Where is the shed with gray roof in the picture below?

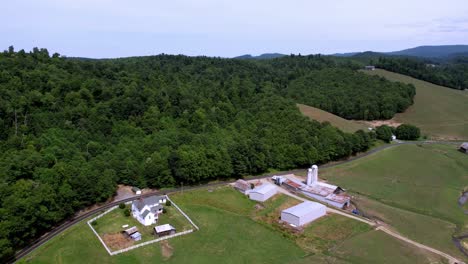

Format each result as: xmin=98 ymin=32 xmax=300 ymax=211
xmin=281 ymin=201 xmax=326 ymax=226
xmin=249 ymin=183 xmax=277 ymax=202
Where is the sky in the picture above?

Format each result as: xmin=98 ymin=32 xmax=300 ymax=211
xmin=2 ymin=0 xmax=468 ymax=58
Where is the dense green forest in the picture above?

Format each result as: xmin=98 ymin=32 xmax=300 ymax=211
xmin=375 ymin=56 xmax=468 ymax=90
xmin=0 ymin=47 xmax=415 ymax=260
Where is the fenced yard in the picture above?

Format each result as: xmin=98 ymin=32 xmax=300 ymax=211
xmin=87 ymin=195 xmax=197 ymax=255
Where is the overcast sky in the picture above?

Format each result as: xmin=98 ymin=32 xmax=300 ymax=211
xmin=2 ymin=0 xmax=468 ymax=58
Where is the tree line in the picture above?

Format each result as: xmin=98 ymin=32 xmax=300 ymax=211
xmin=0 ymin=47 xmax=414 ymax=260
xmin=375 ymin=56 xmax=468 ymax=90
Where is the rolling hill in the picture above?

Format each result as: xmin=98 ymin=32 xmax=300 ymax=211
xmin=363 ymin=69 xmax=468 ymax=140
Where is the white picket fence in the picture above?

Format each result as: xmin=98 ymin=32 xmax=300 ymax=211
xmin=87 ymin=194 xmax=199 ymax=256
xmin=166 ymin=196 xmax=199 ymax=230
xmin=110 ymin=229 xmax=193 ymax=255
xmin=87 ymin=205 xmax=118 ymax=255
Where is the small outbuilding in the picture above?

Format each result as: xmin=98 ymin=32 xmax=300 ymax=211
xmin=459 ymin=142 xmax=468 ymax=154
xmin=364 ymin=65 xmax=375 ymax=70
xmin=281 ymin=201 xmax=326 ymax=226
xmin=249 ymin=183 xmax=277 ymax=202
xmin=132 ymin=187 xmax=142 ymax=195
xmin=154 ymin=224 xmax=176 ymax=237
xmin=234 ymin=179 xmax=251 ymax=194
xmin=130 ymin=232 xmax=142 ymax=241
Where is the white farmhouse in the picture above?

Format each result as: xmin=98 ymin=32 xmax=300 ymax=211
xmin=131 ymin=195 xmax=166 ymax=226
xmin=249 ymin=183 xmax=277 ymax=202
xmin=281 ymin=201 xmax=326 ymax=226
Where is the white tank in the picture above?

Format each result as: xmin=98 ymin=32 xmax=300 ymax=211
xmin=311 ymin=165 xmax=318 ymax=185
xmin=306 ymin=168 xmax=313 ymax=186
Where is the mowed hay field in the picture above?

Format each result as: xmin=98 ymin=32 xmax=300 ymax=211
xmin=364 ymin=69 xmax=468 ymax=140
xmin=23 ymin=187 xmax=446 ymax=264
xmin=297 ymin=103 xmax=368 ymax=133
xmin=321 ymin=144 xmax=468 ymax=259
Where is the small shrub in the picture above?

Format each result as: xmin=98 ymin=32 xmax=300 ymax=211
xmin=165 ymin=200 xmax=171 ymax=206
xmin=119 ymin=203 xmax=125 ymax=209
xmin=124 ymin=208 xmax=130 ymax=217
xmin=91 ymin=220 xmax=98 ymax=226
xmin=162 ymin=208 xmax=167 ymax=214
xmin=375 ymin=125 xmax=393 ymax=143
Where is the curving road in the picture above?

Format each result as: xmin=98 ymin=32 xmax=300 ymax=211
xmin=12 ymin=140 xmax=464 ymax=263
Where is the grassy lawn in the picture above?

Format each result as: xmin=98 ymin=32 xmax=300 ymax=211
xmin=92 ymin=204 xmax=193 ymax=250
xmin=363 ymin=69 xmax=468 ymax=140
xmin=24 ymin=186 xmax=449 ymax=263
xmin=321 ymin=144 xmax=468 ymax=259
xmin=333 ymin=230 xmax=448 ymax=264
xmin=297 ymin=103 xmax=368 ymax=133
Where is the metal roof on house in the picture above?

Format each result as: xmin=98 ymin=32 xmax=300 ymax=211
xmin=154 ymin=224 xmax=176 ymax=233
xmin=460 ymin=142 xmax=468 ymax=149
xmin=282 ymin=201 xmax=326 ymax=218
xmin=133 ymin=195 xmax=165 ymax=210
xmin=141 ymin=209 xmax=150 ymax=219
xmin=250 ymin=183 xmax=276 ymax=195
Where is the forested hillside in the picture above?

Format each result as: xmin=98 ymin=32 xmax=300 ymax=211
xmin=0 ymin=47 xmax=414 ymax=260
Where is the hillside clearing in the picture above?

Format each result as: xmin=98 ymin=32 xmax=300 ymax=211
xmin=363 ymin=69 xmax=468 ymax=140
xmin=321 ymin=144 xmax=468 ymax=259
xmin=297 ymin=104 xmax=368 ymax=133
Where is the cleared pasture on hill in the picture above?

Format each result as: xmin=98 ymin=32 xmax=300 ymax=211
xmin=364 ymin=69 xmax=468 ymax=140
xmin=24 ymin=186 xmax=447 ymax=263
xmin=297 ymin=104 xmax=368 ymax=133
xmin=321 ymin=144 xmax=468 ymax=259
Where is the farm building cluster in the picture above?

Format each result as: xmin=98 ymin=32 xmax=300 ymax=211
xmin=233 ymin=165 xmax=350 ymax=227
xmin=273 ymin=165 xmax=350 ymax=209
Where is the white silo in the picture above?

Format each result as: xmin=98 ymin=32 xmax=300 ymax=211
xmin=306 ymin=168 xmax=313 ymax=186
xmin=311 ymin=165 xmax=318 ymax=185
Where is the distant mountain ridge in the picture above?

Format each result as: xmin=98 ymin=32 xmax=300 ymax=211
xmin=333 ymin=45 xmax=468 ymax=59
xmin=386 ymin=45 xmax=468 ymax=58
xmin=234 ymin=53 xmax=286 ymax=60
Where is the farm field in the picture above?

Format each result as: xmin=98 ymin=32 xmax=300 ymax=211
xmin=321 ymin=143 xmax=468 ymax=259
xmin=363 ymin=69 xmax=468 ymax=140
xmin=23 ymin=187 xmax=446 ymax=263
xmin=297 ymin=103 xmax=368 ymax=133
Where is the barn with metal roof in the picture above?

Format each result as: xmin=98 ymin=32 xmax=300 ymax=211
xmin=281 ymin=201 xmax=326 ymax=226
xmin=249 ymin=183 xmax=277 ymax=202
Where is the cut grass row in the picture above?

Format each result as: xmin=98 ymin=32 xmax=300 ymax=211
xmin=297 ymin=103 xmax=368 ymax=133
xmin=24 ymin=186 xmax=446 ymax=263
